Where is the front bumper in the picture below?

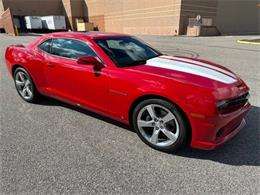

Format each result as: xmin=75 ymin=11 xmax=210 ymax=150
xmin=190 ymin=102 xmax=251 ymax=150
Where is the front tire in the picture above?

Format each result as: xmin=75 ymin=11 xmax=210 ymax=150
xmin=132 ymin=99 xmax=188 ymax=152
xmin=14 ymin=67 xmax=40 ymax=103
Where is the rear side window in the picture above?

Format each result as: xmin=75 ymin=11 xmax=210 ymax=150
xmin=38 ymin=39 xmax=52 ymax=53
xmin=51 ymin=38 xmax=97 ymax=59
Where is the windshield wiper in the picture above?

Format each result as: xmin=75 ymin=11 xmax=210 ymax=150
xmin=124 ymin=59 xmax=147 ymax=67
xmin=147 ymin=54 xmax=162 ymax=60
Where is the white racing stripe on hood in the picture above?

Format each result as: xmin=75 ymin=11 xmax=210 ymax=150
xmin=162 ymin=55 xmax=237 ymax=78
xmin=146 ymin=57 xmax=237 ymax=84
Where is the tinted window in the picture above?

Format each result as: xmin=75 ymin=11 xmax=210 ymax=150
xmin=95 ymin=37 xmax=161 ymax=67
xmin=51 ymin=38 xmax=97 ymax=59
xmin=38 ymin=39 xmax=52 ymax=53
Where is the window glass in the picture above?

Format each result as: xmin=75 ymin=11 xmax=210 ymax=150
xmin=107 ymin=39 xmax=144 ymax=52
xmin=51 ymin=38 xmax=97 ymax=59
xmin=38 ymin=39 xmax=52 ymax=53
xmin=95 ymin=37 xmax=161 ymax=67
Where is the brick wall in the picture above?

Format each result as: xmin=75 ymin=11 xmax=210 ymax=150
xmin=87 ymin=0 xmax=105 ymax=31
xmin=1 ymin=8 xmax=16 ymax=35
xmin=1 ymin=0 xmax=257 ymax=36
xmin=179 ymin=0 xmax=218 ymax=34
xmin=0 ymin=18 xmax=3 ymax=28
xmin=216 ymin=0 xmax=260 ymax=35
xmin=1 ymin=0 xmax=89 ymax=31
xmin=62 ymin=0 xmax=89 ymax=30
xmin=0 ymin=0 xmax=4 ymax=13
xmin=61 ymin=0 xmax=73 ymax=30
xmin=1 ymin=0 xmax=63 ymax=16
xmin=87 ymin=0 xmax=182 ymax=35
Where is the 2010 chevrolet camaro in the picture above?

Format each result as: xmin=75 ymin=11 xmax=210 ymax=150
xmin=5 ymin=32 xmax=251 ymax=152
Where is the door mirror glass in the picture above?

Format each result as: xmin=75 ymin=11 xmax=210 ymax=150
xmin=77 ymin=56 xmax=103 ymax=67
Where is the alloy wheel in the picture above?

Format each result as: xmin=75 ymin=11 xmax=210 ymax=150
xmin=15 ymin=71 xmax=33 ymax=100
xmin=137 ymin=104 xmax=180 ymax=147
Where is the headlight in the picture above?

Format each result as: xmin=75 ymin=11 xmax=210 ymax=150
xmin=216 ymin=100 xmax=228 ymax=110
xmin=216 ymin=92 xmax=250 ymax=112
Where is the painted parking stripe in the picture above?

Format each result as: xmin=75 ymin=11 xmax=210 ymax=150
xmin=146 ymin=57 xmax=237 ymax=84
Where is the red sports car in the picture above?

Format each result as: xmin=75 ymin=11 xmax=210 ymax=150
xmin=5 ymin=32 xmax=251 ymax=152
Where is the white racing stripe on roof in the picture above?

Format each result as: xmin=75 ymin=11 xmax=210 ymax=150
xmin=147 ymin=57 xmax=237 ymax=84
xmin=161 ymin=55 xmax=237 ymax=78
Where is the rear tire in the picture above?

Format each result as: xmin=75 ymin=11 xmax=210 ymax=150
xmin=14 ymin=67 xmax=40 ymax=103
xmin=132 ymin=99 xmax=188 ymax=152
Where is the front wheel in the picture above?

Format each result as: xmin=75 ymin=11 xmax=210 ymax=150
xmin=132 ymin=99 xmax=188 ymax=152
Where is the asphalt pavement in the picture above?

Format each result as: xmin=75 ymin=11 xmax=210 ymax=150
xmin=0 ymin=33 xmax=259 ymax=194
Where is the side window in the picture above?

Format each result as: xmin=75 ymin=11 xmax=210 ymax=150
xmin=38 ymin=39 xmax=52 ymax=53
xmin=51 ymin=38 xmax=97 ymax=59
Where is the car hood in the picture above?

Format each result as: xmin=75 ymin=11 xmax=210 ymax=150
xmin=126 ymin=55 xmax=247 ymax=100
xmin=144 ymin=55 xmax=239 ymax=85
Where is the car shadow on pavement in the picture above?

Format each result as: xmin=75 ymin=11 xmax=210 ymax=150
xmin=38 ymin=97 xmax=131 ymax=132
xmin=176 ymin=106 xmax=260 ymax=167
xmin=39 ymin=97 xmax=260 ymax=167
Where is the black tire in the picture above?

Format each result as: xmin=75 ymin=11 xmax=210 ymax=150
xmin=132 ymin=98 xmax=188 ymax=152
xmin=13 ymin=67 xmax=40 ymax=103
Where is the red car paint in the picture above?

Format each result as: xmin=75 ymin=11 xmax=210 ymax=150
xmin=5 ymin=32 xmax=251 ymax=150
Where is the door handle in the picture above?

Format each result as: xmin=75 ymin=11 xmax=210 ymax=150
xmin=47 ymin=63 xmax=55 ymax=68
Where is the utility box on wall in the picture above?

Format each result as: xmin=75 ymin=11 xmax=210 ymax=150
xmin=24 ymin=16 xmax=42 ymax=29
xmin=41 ymin=16 xmax=66 ymax=30
xmin=76 ymin=18 xmax=94 ymax=32
xmin=76 ymin=18 xmax=85 ymax=31
xmin=186 ymin=16 xmax=219 ymax=36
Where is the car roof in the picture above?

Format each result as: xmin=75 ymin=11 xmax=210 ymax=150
xmin=44 ymin=31 xmax=130 ymax=40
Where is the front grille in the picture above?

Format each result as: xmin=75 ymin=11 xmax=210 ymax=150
xmin=218 ymin=92 xmax=249 ymax=113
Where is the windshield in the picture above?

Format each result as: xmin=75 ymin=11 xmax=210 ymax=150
xmin=94 ymin=36 xmax=161 ymax=67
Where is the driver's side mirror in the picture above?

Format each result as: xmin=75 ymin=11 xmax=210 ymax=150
xmin=77 ymin=56 xmax=104 ymax=68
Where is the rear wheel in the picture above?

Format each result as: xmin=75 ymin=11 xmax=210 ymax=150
xmin=14 ymin=67 xmax=40 ymax=103
xmin=132 ymin=99 xmax=188 ymax=152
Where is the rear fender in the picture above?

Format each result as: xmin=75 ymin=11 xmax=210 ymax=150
xmin=5 ymin=45 xmax=46 ymax=93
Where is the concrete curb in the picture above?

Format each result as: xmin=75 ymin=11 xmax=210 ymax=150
xmin=237 ymin=40 xmax=260 ymax=45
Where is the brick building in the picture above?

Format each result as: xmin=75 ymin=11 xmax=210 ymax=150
xmin=88 ymin=0 xmax=259 ymax=35
xmin=0 ymin=0 xmax=259 ymax=35
xmin=0 ymin=0 xmax=88 ymax=32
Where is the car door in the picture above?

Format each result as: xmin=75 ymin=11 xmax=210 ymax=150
xmin=35 ymin=38 xmax=53 ymax=93
xmin=45 ymin=38 xmax=109 ymax=113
